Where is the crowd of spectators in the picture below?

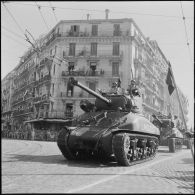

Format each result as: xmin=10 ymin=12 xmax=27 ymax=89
xmin=2 ymin=126 xmax=59 ymax=142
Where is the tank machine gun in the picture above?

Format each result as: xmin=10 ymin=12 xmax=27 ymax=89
xmin=57 ymin=77 xmax=160 ymax=166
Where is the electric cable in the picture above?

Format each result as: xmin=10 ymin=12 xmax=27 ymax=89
xmin=179 ymin=1 xmax=193 ymax=64
xmin=2 ymin=25 xmax=25 ymax=40
xmin=34 ymin=1 xmax=49 ymax=31
xmin=2 ymin=33 xmax=27 ymax=46
xmin=8 ymin=2 xmax=193 ymax=19
xmin=2 ymin=2 xmax=25 ymax=35
xmin=48 ymin=1 xmax=58 ymax=23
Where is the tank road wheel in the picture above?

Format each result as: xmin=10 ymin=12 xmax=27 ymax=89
xmin=112 ymin=133 xmax=133 ymax=166
xmin=57 ymin=128 xmax=76 ymax=160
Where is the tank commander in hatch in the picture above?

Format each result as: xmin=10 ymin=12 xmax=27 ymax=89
xmin=127 ymin=80 xmax=142 ymax=113
xmin=110 ymin=82 xmax=118 ymax=94
xmin=127 ymin=80 xmax=141 ymax=98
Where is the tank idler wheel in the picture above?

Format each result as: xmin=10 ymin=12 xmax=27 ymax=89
xmin=112 ymin=133 xmax=134 ymax=166
xmin=57 ymin=129 xmax=76 ymax=160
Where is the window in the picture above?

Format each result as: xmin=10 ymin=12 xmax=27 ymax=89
xmin=69 ymin=43 xmax=76 ymax=56
xmin=70 ymin=25 xmax=80 ymax=36
xmin=50 ymin=49 xmax=52 ymax=56
xmin=88 ymin=82 xmax=96 ymax=98
xmin=92 ymin=25 xmax=98 ymax=36
xmin=52 ymin=83 xmax=54 ymax=95
xmin=113 ymin=42 xmax=120 ymax=56
xmin=63 ymin=51 xmax=66 ymax=58
xmin=53 ymin=64 xmax=55 ymax=75
xmin=67 ymin=82 xmax=74 ymax=97
xmin=57 ymin=27 xmax=60 ymax=35
xmin=113 ymin=24 xmax=121 ymax=36
xmin=65 ymin=103 xmax=73 ymax=117
xmin=112 ymin=62 xmax=119 ymax=76
xmin=68 ymin=62 xmax=75 ymax=74
xmin=89 ymin=62 xmax=97 ymax=76
xmin=34 ymin=72 xmax=36 ymax=80
xmin=91 ymin=43 xmax=97 ymax=56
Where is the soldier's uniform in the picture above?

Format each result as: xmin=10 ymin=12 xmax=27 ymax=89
xmin=127 ymin=80 xmax=142 ymax=113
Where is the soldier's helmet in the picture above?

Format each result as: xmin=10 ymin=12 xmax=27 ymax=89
xmin=131 ymin=80 xmax=136 ymax=85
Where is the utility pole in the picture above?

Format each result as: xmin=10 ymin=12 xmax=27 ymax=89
xmin=169 ymin=62 xmax=194 ymax=159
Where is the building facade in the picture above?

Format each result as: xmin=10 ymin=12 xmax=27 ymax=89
xmin=1 ymin=16 xmax=189 ymax=139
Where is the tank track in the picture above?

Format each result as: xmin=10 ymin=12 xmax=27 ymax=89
xmin=112 ymin=133 xmax=159 ymax=166
xmin=57 ymin=129 xmax=76 ymax=160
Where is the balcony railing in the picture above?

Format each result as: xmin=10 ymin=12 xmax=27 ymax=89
xmin=33 ymin=94 xmax=50 ymax=104
xmin=38 ymin=74 xmax=51 ymax=83
xmin=45 ymin=33 xmax=61 ymax=46
xmin=66 ymin=30 xmax=90 ymax=37
xmin=34 ymin=111 xmax=73 ymax=119
xmin=61 ymin=70 xmax=122 ymax=78
xmin=64 ymin=50 xmax=123 ymax=59
xmin=12 ymin=107 xmax=34 ymax=116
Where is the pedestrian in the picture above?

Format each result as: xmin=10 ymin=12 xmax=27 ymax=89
xmin=31 ymin=129 xmax=35 ymax=141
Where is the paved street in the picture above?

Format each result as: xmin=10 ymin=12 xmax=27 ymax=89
xmin=2 ymin=138 xmax=194 ymax=194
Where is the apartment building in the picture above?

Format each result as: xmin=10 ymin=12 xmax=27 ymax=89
xmin=1 ymin=14 xmax=189 ymax=134
xmin=1 ymin=71 xmax=14 ymax=130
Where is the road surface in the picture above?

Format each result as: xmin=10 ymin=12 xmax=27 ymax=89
xmin=2 ymin=139 xmax=194 ymax=193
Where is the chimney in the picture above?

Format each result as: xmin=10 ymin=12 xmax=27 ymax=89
xmin=87 ymin=14 xmax=90 ymax=20
xmin=105 ymin=9 xmax=109 ymax=20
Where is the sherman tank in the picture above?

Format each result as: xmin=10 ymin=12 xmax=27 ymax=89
xmin=152 ymin=114 xmax=183 ymax=151
xmin=57 ymin=77 xmax=160 ymax=166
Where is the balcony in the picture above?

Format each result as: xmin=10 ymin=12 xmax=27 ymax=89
xmin=12 ymin=107 xmax=34 ymax=117
xmin=134 ymin=58 xmax=154 ymax=76
xmin=61 ymin=70 xmax=122 ymax=79
xmin=45 ymin=33 xmax=61 ymax=46
xmin=62 ymin=69 xmax=105 ymax=77
xmin=64 ymin=50 xmax=123 ymax=60
xmin=33 ymin=94 xmax=50 ymax=104
xmin=35 ymin=75 xmax=51 ymax=86
xmin=67 ymin=31 xmax=89 ymax=37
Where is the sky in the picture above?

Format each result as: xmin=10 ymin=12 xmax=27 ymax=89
xmin=1 ymin=1 xmax=194 ymax=128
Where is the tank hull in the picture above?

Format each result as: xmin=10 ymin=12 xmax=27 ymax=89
xmin=65 ymin=112 xmax=160 ymax=156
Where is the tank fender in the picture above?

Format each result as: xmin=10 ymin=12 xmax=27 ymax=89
xmin=111 ymin=128 xmax=133 ymax=134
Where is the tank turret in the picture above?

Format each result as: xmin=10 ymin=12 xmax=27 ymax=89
xmin=68 ymin=77 xmax=132 ymax=112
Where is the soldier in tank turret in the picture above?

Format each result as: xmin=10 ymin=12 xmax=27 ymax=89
xmin=127 ymin=80 xmax=142 ymax=113
xmin=127 ymin=80 xmax=141 ymax=98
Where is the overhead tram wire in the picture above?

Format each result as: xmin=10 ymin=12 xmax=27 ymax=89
xmin=34 ymin=1 xmax=49 ymax=31
xmin=48 ymin=1 xmax=58 ymax=23
xmin=2 ymin=33 xmax=27 ymax=47
xmin=2 ymin=26 xmax=25 ymax=40
xmin=2 ymin=2 xmax=42 ymax=52
xmin=8 ymin=2 xmax=193 ymax=20
xmin=179 ymin=1 xmax=193 ymax=65
xmin=2 ymin=2 xmax=25 ymax=35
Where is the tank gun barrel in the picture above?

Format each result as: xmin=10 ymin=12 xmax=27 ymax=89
xmin=69 ymin=77 xmax=111 ymax=105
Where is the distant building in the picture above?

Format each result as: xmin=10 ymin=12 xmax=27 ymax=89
xmin=1 ymin=12 xmax=189 ymax=135
xmin=1 ymin=71 xmax=14 ymax=131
